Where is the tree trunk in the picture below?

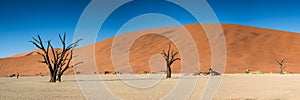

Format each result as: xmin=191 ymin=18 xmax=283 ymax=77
xmin=57 ymin=75 xmax=61 ymax=82
xmin=49 ymin=72 xmax=57 ymax=83
xmin=57 ymin=73 xmax=62 ymax=82
xmin=49 ymin=72 xmax=55 ymax=82
xmin=49 ymin=74 xmax=56 ymax=83
xmin=166 ymin=63 xmax=171 ymax=78
xmin=280 ymin=64 xmax=283 ymax=74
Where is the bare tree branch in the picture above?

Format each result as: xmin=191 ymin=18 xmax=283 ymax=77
xmin=31 ymin=33 xmax=82 ymax=82
xmin=161 ymin=43 xmax=180 ymax=78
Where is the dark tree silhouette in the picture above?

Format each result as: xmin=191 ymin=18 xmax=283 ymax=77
xmin=269 ymin=47 xmax=289 ymax=74
xmin=161 ymin=44 xmax=180 ymax=78
xmin=30 ymin=33 xmax=82 ymax=82
xmin=276 ymin=58 xmax=287 ymax=74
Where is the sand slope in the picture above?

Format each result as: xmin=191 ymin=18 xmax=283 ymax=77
xmin=1 ymin=24 xmax=300 ymax=76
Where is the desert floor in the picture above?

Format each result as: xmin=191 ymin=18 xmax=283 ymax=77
xmin=0 ymin=74 xmax=300 ymax=100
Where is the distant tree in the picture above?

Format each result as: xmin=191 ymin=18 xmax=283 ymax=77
xmin=269 ymin=47 xmax=289 ymax=74
xmin=161 ymin=44 xmax=180 ymax=78
xmin=276 ymin=58 xmax=287 ymax=74
xmin=17 ymin=73 xmax=19 ymax=79
xmin=30 ymin=33 xmax=82 ymax=82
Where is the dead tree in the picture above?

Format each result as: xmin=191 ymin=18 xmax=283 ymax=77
xmin=276 ymin=58 xmax=287 ymax=74
xmin=30 ymin=33 xmax=82 ymax=82
xmin=269 ymin=47 xmax=289 ymax=74
xmin=161 ymin=44 xmax=180 ymax=78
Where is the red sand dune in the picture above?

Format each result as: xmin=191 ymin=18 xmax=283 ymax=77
xmin=1 ymin=24 xmax=300 ymax=76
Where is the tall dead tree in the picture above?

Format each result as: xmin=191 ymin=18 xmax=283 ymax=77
xmin=30 ymin=33 xmax=82 ymax=82
xmin=276 ymin=58 xmax=287 ymax=74
xmin=161 ymin=44 xmax=180 ymax=78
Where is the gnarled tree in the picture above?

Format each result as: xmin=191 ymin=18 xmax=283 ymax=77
xmin=161 ymin=44 xmax=180 ymax=78
xmin=276 ymin=58 xmax=287 ymax=74
xmin=30 ymin=33 xmax=82 ymax=82
xmin=269 ymin=47 xmax=289 ymax=74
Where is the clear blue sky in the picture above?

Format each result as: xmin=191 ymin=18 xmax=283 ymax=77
xmin=0 ymin=0 xmax=299 ymax=58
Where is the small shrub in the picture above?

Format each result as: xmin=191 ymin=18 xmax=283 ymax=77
xmin=113 ymin=71 xmax=121 ymax=75
xmin=202 ymin=72 xmax=210 ymax=76
xmin=104 ymin=71 xmax=111 ymax=74
xmin=143 ymin=71 xmax=149 ymax=74
xmin=9 ymin=74 xmax=16 ymax=77
xmin=245 ymin=69 xmax=250 ymax=74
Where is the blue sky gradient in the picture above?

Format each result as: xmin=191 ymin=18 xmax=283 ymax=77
xmin=209 ymin=0 xmax=300 ymax=33
xmin=0 ymin=0 xmax=300 ymax=58
xmin=98 ymin=0 xmax=199 ymax=40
